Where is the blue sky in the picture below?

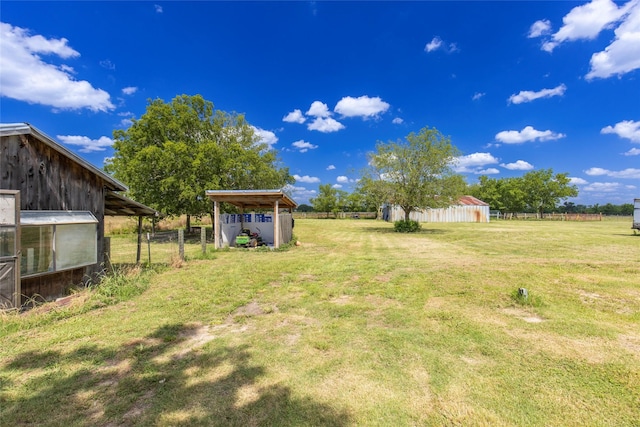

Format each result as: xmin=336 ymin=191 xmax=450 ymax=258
xmin=1 ymin=1 xmax=639 ymax=206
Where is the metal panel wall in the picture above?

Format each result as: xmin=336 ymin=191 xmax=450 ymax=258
xmin=388 ymin=204 xmax=490 ymax=223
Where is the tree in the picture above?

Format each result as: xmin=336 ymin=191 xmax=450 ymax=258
xmin=470 ymin=169 xmax=577 ymax=216
xmin=310 ymin=184 xmax=346 ymax=217
xmin=106 ymin=94 xmax=293 ymax=227
xmin=296 ymin=204 xmax=314 ymax=212
xmin=521 ymin=169 xmax=578 ymax=216
xmin=361 ymin=126 xmax=465 ymax=221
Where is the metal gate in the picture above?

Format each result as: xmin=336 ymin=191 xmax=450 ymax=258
xmin=0 ymin=190 xmax=20 ymax=309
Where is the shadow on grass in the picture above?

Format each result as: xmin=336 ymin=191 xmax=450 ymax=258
xmin=364 ymin=226 xmax=450 ymax=235
xmin=2 ymin=323 xmax=350 ymax=426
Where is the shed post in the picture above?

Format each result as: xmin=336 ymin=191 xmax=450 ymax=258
xmin=213 ymin=200 xmax=220 ymax=249
xmin=136 ymin=216 xmax=143 ymax=264
xmin=274 ymin=199 xmax=280 ymax=249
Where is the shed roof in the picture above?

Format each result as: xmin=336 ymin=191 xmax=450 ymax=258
xmin=105 ymin=191 xmax=158 ymax=217
xmin=1 ymin=122 xmax=158 ymax=217
xmin=458 ymin=196 xmax=489 ymax=206
xmin=206 ymin=189 xmax=297 ymax=210
xmin=1 ymin=122 xmax=126 ymax=191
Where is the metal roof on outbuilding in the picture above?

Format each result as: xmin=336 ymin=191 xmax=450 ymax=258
xmin=458 ymin=195 xmax=490 ymax=206
xmin=206 ymin=189 xmax=298 ymax=210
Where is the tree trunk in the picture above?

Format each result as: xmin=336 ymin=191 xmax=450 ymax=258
xmin=403 ymin=207 xmax=412 ymax=222
xmin=186 ymin=214 xmax=191 ymax=232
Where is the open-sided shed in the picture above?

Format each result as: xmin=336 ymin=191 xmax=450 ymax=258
xmin=0 ymin=123 xmax=157 ymax=308
xmin=206 ymin=189 xmax=297 ymax=249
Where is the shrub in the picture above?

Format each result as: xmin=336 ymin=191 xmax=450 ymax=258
xmin=393 ymin=220 xmax=421 ymax=233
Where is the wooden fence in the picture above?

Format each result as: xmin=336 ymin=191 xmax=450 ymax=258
xmin=498 ymin=213 xmax=603 ymax=221
xmin=293 ymin=212 xmax=377 ymax=219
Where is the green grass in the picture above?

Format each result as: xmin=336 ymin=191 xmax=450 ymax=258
xmin=1 ymin=218 xmax=639 ymax=426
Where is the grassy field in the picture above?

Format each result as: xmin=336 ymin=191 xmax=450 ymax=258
xmin=1 ymin=218 xmax=639 ymax=426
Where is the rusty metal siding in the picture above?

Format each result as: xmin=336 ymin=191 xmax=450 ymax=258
xmin=388 ymin=204 xmax=490 ymax=223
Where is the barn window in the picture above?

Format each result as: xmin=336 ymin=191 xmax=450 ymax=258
xmin=20 ymin=211 xmax=98 ymax=277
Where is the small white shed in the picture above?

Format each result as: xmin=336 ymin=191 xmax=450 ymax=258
xmin=206 ymin=190 xmax=297 ymax=249
xmin=383 ymin=196 xmax=490 ymax=223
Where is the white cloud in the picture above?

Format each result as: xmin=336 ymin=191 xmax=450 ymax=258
xmin=336 ymin=176 xmax=349 ymax=183
xmin=472 ymin=92 xmax=485 ymax=101
xmin=306 ymin=101 xmax=331 ymax=118
xmin=453 ymin=152 xmax=499 ymax=173
xmin=495 ymin=126 xmax=566 ymax=144
xmin=122 ymin=86 xmax=138 ymax=95
xmin=292 ymin=139 xmax=318 ymax=153
xmin=543 ymin=0 xmax=631 ymax=52
xmin=536 ymin=0 xmax=640 ymax=79
xmin=307 ymin=117 xmax=345 ymax=133
xmin=583 ymin=182 xmax=622 ymax=192
xmin=57 ymin=134 xmax=113 ymax=153
xmin=392 ymin=117 xmax=404 ymax=124
xmin=569 ymin=177 xmax=589 ymax=185
xmin=424 ymin=36 xmax=458 ymax=53
xmin=585 ymin=167 xmax=640 ymax=178
xmin=425 ymin=36 xmax=443 ymax=52
xmin=625 ymin=147 xmax=640 ymax=155
xmin=528 ymin=19 xmax=552 ymax=38
xmin=334 ymin=95 xmax=390 ymax=119
xmin=601 ymin=119 xmax=640 ymax=142
xmin=251 ymin=126 xmax=278 ymax=149
xmin=326 ymin=164 xmax=336 ymax=170
xmin=477 ymin=168 xmax=500 ymax=175
xmin=508 ymin=84 xmax=567 ymax=104
xmin=283 ymin=109 xmax=306 ymax=124
xmin=587 ymin=2 xmax=640 ymax=79
xmin=501 ymin=160 xmax=534 ymax=170
xmin=283 ymin=185 xmax=316 ymax=202
xmin=0 ymin=22 xmax=114 ymax=112
xmin=332 ymin=184 xmax=343 ymax=189
xmin=293 ymin=174 xmax=321 ymax=183
xmin=99 ymin=59 xmax=115 ymax=70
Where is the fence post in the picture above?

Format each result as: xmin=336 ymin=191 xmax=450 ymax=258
xmin=201 ymin=226 xmax=207 ymax=254
xmin=178 ymin=229 xmax=185 ymax=260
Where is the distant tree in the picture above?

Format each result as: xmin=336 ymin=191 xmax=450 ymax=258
xmin=471 ymin=169 xmax=577 ymax=216
xmin=296 ymin=204 xmax=314 ymax=212
xmin=310 ymin=184 xmax=341 ymax=216
xmin=106 ymin=94 xmax=293 ymax=228
xmin=361 ymin=126 xmax=465 ymax=222
xmin=521 ymin=169 xmax=578 ymax=216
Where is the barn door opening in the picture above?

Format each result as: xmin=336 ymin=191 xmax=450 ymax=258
xmin=0 ymin=190 xmax=20 ymax=309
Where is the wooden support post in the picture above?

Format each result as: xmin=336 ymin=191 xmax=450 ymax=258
xmin=201 ymin=226 xmax=207 ymax=254
xmin=178 ymin=229 xmax=184 ymax=260
xmin=274 ymin=200 xmax=280 ymax=249
xmin=136 ymin=216 xmax=143 ymax=264
xmin=214 ymin=200 xmax=220 ymax=249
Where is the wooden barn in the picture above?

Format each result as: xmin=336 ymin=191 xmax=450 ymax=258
xmin=0 ymin=123 xmax=156 ymax=308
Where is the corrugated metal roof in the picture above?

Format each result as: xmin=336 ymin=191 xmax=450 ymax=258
xmin=206 ymin=189 xmax=298 ymax=210
xmin=458 ymin=195 xmax=490 ymax=206
xmin=0 ymin=122 xmax=127 ymax=191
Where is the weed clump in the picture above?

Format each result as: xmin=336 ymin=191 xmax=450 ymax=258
xmin=510 ymin=288 xmax=544 ymax=307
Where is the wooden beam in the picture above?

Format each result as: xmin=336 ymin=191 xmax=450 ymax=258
xmin=136 ymin=216 xmax=143 ymax=263
xmin=214 ymin=200 xmax=220 ymax=249
xmin=274 ymin=199 xmax=280 ymax=249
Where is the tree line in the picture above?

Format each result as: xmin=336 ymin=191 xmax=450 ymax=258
xmin=105 ymin=94 xmax=631 ymax=226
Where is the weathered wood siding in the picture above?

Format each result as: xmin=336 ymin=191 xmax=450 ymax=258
xmin=1 ymin=133 xmax=106 ymax=302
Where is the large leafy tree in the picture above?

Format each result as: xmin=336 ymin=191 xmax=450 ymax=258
xmin=310 ymin=184 xmax=347 ymax=216
xmin=521 ymin=169 xmax=578 ymax=216
xmin=470 ymin=169 xmax=577 ymax=215
xmin=106 ymin=94 xmax=293 ymax=226
xmin=360 ymin=126 xmax=465 ymax=221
